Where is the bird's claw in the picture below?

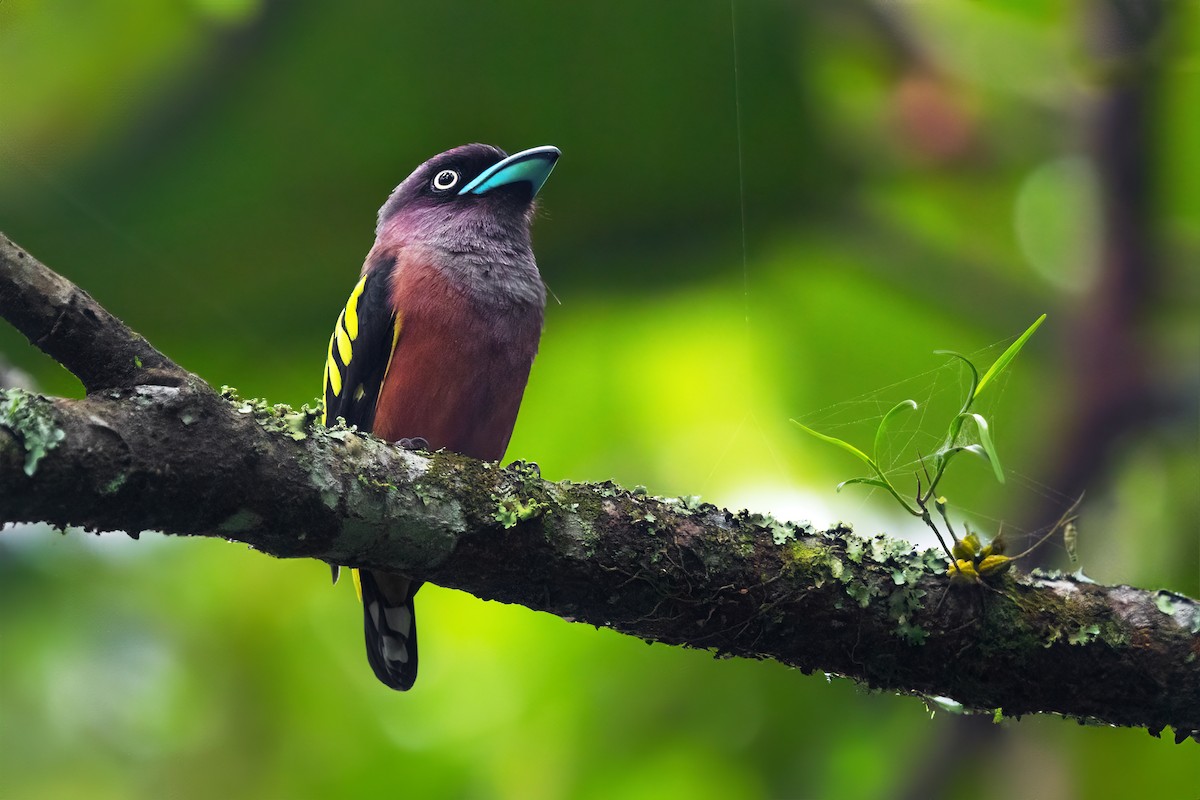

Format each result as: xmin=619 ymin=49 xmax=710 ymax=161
xmin=398 ymin=437 xmax=430 ymax=451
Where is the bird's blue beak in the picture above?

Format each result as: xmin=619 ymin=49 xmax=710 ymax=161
xmin=458 ymin=145 xmax=561 ymax=198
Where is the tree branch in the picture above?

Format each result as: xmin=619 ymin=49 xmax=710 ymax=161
xmin=1 ymin=232 xmax=1197 ymax=741
xmin=0 ymin=234 xmax=186 ymax=392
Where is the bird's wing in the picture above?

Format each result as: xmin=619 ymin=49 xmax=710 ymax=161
xmin=322 ymin=252 xmax=401 ymax=432
xmin=322 ymin=252 xmax=422 ymax=691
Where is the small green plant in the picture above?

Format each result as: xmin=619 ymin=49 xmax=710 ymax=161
xmin=793 ymin=315 xmax=1047 ymax=581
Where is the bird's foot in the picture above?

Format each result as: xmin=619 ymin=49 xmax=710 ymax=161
xmin=398 ymin=437 xmax=430 ymax=451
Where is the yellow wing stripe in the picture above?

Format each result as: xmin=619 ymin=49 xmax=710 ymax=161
xmin=335 ymin=310 xmax=353 ymax=364
xmin=345 ymin=275 xmax=368 ymax=340
xmin=322 ymin=273 xmax=384 ymax=422
xmin=325 ymin=331 xmax=342 ymax=397
xmin=381 ymin=312 xmax=404 ymax=383
xmin=321 ymin=359 xmax=330 ymax=425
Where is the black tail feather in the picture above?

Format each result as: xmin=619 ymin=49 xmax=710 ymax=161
xmin=358 ymin=570 xmax=421 ymax=691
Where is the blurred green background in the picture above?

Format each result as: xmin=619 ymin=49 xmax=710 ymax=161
xmin=1 ymin=1 xmax=1197 ymax=797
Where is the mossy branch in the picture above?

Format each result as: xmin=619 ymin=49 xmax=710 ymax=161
xmin=1 ymin=232 xmax=1197 ymax=741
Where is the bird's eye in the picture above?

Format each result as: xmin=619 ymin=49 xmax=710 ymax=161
xmin=431 ymin=169 xmax=459 ymax=191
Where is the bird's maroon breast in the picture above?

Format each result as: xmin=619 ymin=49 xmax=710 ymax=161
xmin=372 ymin=253 xmax=543 ymax=462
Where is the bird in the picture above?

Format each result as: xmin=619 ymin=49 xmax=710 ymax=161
xmin=321 ymin=143 xmax=560 ymax=690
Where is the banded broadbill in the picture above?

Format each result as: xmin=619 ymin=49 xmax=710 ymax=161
xmin=322 ymin=143 xmax=559 ymax=690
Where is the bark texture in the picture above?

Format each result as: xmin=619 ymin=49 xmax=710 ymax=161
xmin=2 ymin=232 xmax=1197 ymax=741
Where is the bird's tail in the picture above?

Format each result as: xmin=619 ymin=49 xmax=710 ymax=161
xmin=355 ymin=569 xmax=421 ymax=691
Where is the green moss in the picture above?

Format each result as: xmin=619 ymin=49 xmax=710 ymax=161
xmin=0 ymin=389 xmax=65 ymax=476
xmin=783 ymin=539 xmax=834 ymax=585
xmin=1009 ymin=579 xmax=1135 ymax=650
xmin=421 ymin=451 xmax=499 ymax=526
xmin=1095 ymin=620 xmax=1129 ymax=648
xmin=100 ymin=472 xmax=127 ymax=496
xmin=897 ymin=621 xmax=928 ymax=645
xmin=546 ymin=483 xmax=605 ymax=558
xmin=559 ymin=482 xmax=603 ymax=523
xmin=492 ymin=495 xmax=545 ymax=529
xmin=473 ymin=459 xmax=556 ymax=530
xmin=732 ymin=530 xmax=757 ymax=559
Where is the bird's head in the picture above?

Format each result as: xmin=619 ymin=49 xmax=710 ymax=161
xmin=376 ymin=143 xmax=560 ymax=243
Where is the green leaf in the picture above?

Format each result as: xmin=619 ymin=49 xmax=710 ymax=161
xmin=947 ymin=443 xmax=987 ymax=461
xmin=874 ymin=399 xmax=918 ymax=465
xmin=792 ymin=420 xmax=875 ymax=468
xmin=792 ymin=421 xmax=920 ymax=516
xmin=836 ymin=477 xmax=893 ymax=493
xmin=961 ymin=413 xmax=1004 ymax=483
xmin=934 ymin=350 xmax=979 ymax=411
xmin=975 ymin=314 xmax=1046 ymax=398
xmin=933 ymin=349 xmax=985 ymax=460
xmin=933 ymin=443 xmax=979 ymax=477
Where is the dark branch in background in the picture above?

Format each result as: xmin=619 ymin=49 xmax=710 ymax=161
xmin=870 ymin=1 xmax=1187 ymax=793
xmin=1042 ymin=0 xmax=1172 ymax=528
xmin=1 ymin=233 xmax=1197 ymax=740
